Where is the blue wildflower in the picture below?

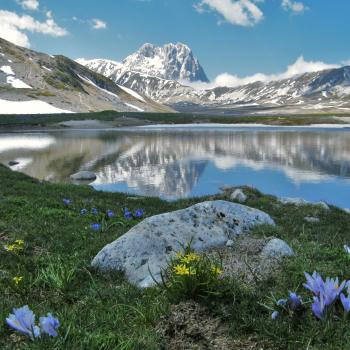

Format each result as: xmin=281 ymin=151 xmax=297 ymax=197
xmin=6 ymin=305 xmax=40 ymax=340
xmin=303 ymin=271 xmax=324 ymax=295
xmin=107 ymin=210 xmax=115 ymax=218
xmin=91 ymin=223 xmax=101 ymax=231
xmin=135 ymin=209 xmax=144 ymax=218
xmin=288 ymin=292 xmax=302 ymax=310
xmin=311 ymin=294 xmax=326 ymax=320
xmin=340 ymin=293 xmax=350 ymax=313
xmin=63 ymin=199 xmax=71 ymax=206
xmin=92 ymin=208 xmax=98 ymax=215
xmin=80 ymin=208 xmax=88 ymax=215
xmin=322 ymin=277 xmax=346 ymax=306
xmin=39 ymin=313 xmax=60 ymax=337
xmin=124 ymin=208 xmax=132 ymax=219
xmin=271 ymin=311 xmax=279 ymax=320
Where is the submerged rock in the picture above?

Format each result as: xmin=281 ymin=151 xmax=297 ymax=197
xmin=230 ymin=189 xmax=247 ymax=203
xmin=70 ymin=171 xmax=96 ymax=181
xmin=279 ymin=197 xmax=330 ymax=210
xmin=91 ymin=200 xmax=275 ymax=288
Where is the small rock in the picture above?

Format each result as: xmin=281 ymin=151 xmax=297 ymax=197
xmin=230 ymin=189 xmax=247 ymax=203
xmin=226 ymin=239 xmax=234 ymax=247
xmin=304 ymin=216 xmax=320 ymax=223
xmin=8 ymin=160 xmax=19 ymax=166
xmin=70 ymin=171 xmax=97 ymax=181
xmin=279 ymin=197 xmax=330 ymax=210
xmin=92 ymin=200 xmax=275 ymax=288
xmin=261 ymin=238 xmax=294 ymax=259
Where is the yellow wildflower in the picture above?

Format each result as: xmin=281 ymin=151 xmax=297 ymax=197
xmin=4 ymin=244 xmax=15 ymax=252
xmin=12 ymin=276 xmax=23 ymax=286
xmin=174 ymin=264 xmax=190 ymax=275
xmin=176 ymin=251 xmax=183 ymax=259
xmin=212 ymin=266 xmax=223 ymax=276
xmin=4 ymin=240 xmax=24 ymax=253
xmin=181 ymin=252 xmax=201 ymax=264
xmin=174 ymin=264 xmax=197 ymax=276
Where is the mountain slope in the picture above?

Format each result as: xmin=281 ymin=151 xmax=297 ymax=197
xmin=0 ymin=38 xmax=172 ymax=114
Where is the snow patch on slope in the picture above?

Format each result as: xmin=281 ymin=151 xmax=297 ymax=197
xmin=124 ymin=103 xmax=144 ymax=112
xmin=118 ymin=84 xmax=145 ymax=102
xmin=0 ymin=99 xmax=73 ymax=114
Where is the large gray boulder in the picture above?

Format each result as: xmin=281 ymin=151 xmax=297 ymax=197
xmin=91 ymin=200 xmax=275 ymax=288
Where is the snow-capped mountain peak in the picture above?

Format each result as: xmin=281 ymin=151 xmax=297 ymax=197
xmin=122 ymin=42 xmax=209 ymax=82
xmin=77 ymin=42 xmax=209 ymax=84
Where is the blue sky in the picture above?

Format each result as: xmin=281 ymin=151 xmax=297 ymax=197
xmin=1 ymin=0 xmax=350 ymax=81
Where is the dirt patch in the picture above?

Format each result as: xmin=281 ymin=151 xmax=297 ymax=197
xmin=157 ymin=301 xmax=270 ymax=350
xmin=157 ymin=301 xmax=234 ymax=350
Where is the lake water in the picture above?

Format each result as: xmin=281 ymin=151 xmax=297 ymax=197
xmin=0 ymin=125 xmax=350 ymax=208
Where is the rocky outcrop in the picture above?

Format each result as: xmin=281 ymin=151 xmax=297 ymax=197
xmin=279 ymin=197 xmax=330 ymax=210
xmin=91 ymin=201 xmax=275 ymax=288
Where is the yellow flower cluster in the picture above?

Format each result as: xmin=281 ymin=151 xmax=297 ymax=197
xmin=180 ymin=252 xmax=200 ymax=264
xmin=174 ymin=264 xmax=197 ymax=276
xmin=12 ymin=276 xmax=23 ymax=286
xmin=4 ymin=239 xmax=25 ymax=253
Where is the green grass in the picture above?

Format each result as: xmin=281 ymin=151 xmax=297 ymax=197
xmin=0 ymin=110 xmax=349 ymax=128
xmin=0 ymin=165 xmax=350 ymax=349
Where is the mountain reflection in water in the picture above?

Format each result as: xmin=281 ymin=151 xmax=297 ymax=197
xmin=0 ymin=128 xmax=349 ymax=207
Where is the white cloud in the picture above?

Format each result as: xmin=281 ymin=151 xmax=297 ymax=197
xmin=194 ymin=0 xmax=264 ymax=27
xmin=184 ymin=56 xmax=340 ymax=89
xmin=342 ymin=59 xmax=350 ymax=66
xmin=19 ymin=0 xmax=39 ymax=11
xmin=0 ymin=10 xmax=68 ymax=48
xmin=282 ymin=0 xmax=307 ymax=14
xmin=91 ymin=18 xmax=107 ymax=30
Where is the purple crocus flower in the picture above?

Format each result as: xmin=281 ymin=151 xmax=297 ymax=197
xmin=92 ymin=208 xmax=98 ymax=215
xmin=39 ymin=313 xmax=60 ymax=337
xmin=344 ymin=245 xmax=350 ymax=254
xmin=124 ymin=208 xmax=132 ymax=219
xmin=312 ymin=294 xmax=326 ymax=320
xmin=63 ymin=199 xmax=71 ymax=206
xmin=91 ymin=223 xmax=101 ymax=231
xmin=80 ymin=208 xmax=88 ymax=215
xmin=134 ymin=209 xmax=144 ymax=218
xmin=340 ymin=293 xmax=350 ymax=313
xmin=303 ymin=271 xmax=324 ymax=295
xmin=288 ymin=292 xmax=302 ymax=310
xmin=322 ymin=277 xmax=346 ymax=306
xmin=271 ymin=311 xmax=279 ymax=320
xmin=6 ymin=305 xmax=41 ymax=340
xmin=107 ymin=210 xmax=115 ymax=218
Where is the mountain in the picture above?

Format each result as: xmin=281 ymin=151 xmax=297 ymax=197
xmin=0 ymin=37 xmax=172 ymax=114
xmin=79 ymin=42 xmax=350 ymax=115
xmin=78 ymin=42 xmax=209 ymax=84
